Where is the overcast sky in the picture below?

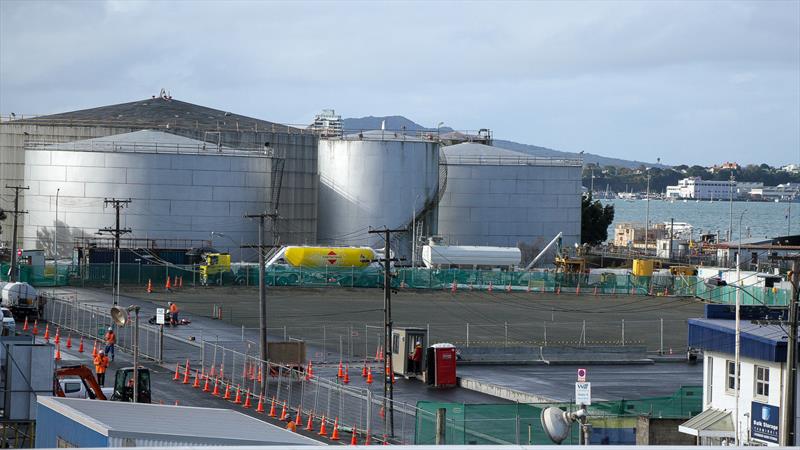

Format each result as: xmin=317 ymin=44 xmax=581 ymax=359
xmin=1 ymin=0 xmax=798 ymax=166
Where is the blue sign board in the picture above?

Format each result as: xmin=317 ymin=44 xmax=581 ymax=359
xmin=750 ymin=401 xmax=779 ymax=444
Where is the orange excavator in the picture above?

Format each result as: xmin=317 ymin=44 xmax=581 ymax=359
xmin=54 ymin=365 xmax=151 ymax=403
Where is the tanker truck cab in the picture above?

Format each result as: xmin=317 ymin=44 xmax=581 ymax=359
xmin=199 ymin=252 xmax=231 ymax=285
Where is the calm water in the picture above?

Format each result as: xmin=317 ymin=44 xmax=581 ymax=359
xmin=602 ymin=198 xmax=798 ymax=242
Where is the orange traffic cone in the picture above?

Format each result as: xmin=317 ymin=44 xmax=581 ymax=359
xmin=54 ymin=327 xmax=60 ymax=345
xmin=556 ymin=285 xmax=561 ymax=295
xmin=594 ymin=286 xmax=598 ymax=296
xmin=179 ymin=276 xmax=183 ymax=288
xmin=242 ymin=392 xmax=252 ymax=409
xmin=451 ymin=280 xmax=457 ymax=293
xmin=383 ymin=434 xmax=389 ymax=445
xmin=32 ymin=320 xmax=38 ymax=335
xmin=223 ymin=383 xmax=231 ymax=400
xmin=375 ymin=346 xmax=381 ymax=361
xmin=365 ymin=431 xmax=371 ymax=445
xmin=256 ymin=395 xmax=265 ymax=414
xmin=174 ymin=400 xmax=180 ymax=406
xmin=202 ymin=376 xmax=210 ymax=392
xmin=193 ymin=370 xmax=201 ymax=388
xmin=43 ymin=324 xmax=50 ymax=342
xmin=330 ymin=418 xmax=340 ymax=441
xmin=305 ymin=412 xmax=314 ymax=431
xmin=173 ymin=362 xmax=181 ymax=381
xmin=54 ymin=343 xmax=61 ymax=361
xmin=294 ymin=408 xmax=302 ymax=426
xmin=210 ymin=364 xmax=216 ymax=378
xmin=212 ymin=377 xmax=220 ymax=396
xmin=66 ymin=334 xmax=72 ymax=349
xmin=22 ymin=317 xmax=28 ymax=332
xmin=576 ymin=285 xmax=581 ymax=295
xmin=91 ymin=340 xmax=98 ymax=357
xmin=182 ymin=366 xmax=191 ymax=385
xmin=165 ymin=277 xmax=171 ymax=290
xmin=663 ymin=287 xmax=669 ymax=296
xmin=506 ymin=283 xmax=512 ymax=293
xmin=268 ymin=397 xmax=277 ymax=417
xmin=366 ymin=367 xmax=373 ymax=384
xmin=318 ymin=416 xmax=328 ymax=436
xmin=350 ymin=426 xmax=358 ymax=445
xmin=488 ymin=281 xmax=493 ymax=292
xmin=233 ymin=385 xmax=242 ymax=404
xmin=361 ymin=363 xmax=368 ymax=378
xmin=280 ymin=401 xmax=288 ymax=421
xmin=379 ymin=406 xmax=385 ymax=419
xmin=390 ymin=369 xmax=396 ymax=384
xmin=78 ymin=337 xmax=84 ymax=353
xmin=337 ymin=361 xmax=343 ymax=378
xmin=147 ymin=279 xmax=152 ymax=293
xmin=174 ymin=275 xmax=179 ymax=288
xmin=343 ymin=365 xmax=350 ymax=384
xmin=378 ymin=346 xmax=384 ymax=362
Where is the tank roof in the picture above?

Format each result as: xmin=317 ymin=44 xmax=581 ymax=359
xmin=338 ymin=129 xmax=434 ymax=142
xmin=11 ymin=96 xmax=302 ymax=133
xmin=442 ymin=142 xmax=583 ymax=167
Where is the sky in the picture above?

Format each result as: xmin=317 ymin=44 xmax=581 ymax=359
xmin=1 ymin=0 xmax=798 ymax=167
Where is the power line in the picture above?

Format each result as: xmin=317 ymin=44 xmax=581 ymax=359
xmin=5 ymin=185 xmax=29 ymax=282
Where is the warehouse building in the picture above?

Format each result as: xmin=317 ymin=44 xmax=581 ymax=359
xmin=0 ymin=93 xmax=318 ymax=260
xmin=437 ymin=142 xmax=582 ymax=260
xmin=36 ymin=396 xmax=319 ymax=447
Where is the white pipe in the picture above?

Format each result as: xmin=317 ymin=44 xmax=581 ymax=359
xmin=525 ymin=232 xmax=563 ymax=270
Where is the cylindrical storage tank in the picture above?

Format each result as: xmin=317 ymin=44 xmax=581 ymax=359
xmin=421 ymin=245 xmax=521 ymax=269
xmin=437 ymin=143 xmax=582 ymax=265
xmin=22 ymin=130 xmax=277 ymax=261
xmin=317 ymin=132 xmax=439 ymax=259
xmin=283 ymin=246 xmax=375 ymax=268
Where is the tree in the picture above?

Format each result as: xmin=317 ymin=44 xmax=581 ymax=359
xmin=581 ymin=193 xmax=614 ymax=245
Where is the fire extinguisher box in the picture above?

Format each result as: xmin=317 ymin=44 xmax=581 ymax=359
xmin=425 ymin=343 xmax=457 ymax=388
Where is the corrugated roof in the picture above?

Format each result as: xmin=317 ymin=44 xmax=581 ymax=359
xmin=38 ymin=396 xmax=318 ymax=445
xmin=12 ymin=97 xmax=300 ymax=133
xmin=688 ymin=318 xmax=791 ymax=362
xmin=679 ymin=408 xmax=734 ymax=438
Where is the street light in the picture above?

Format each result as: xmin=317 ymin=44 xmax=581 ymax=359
xmin=53 ymin=188 xmax=60 ymax=294
xmin=411 ymin=194 xmax=422 ymax=268
xmin=211 ymin=231 xmax=240 ymax=262
xmin=110 ymin=304 xmax=140 ymax=403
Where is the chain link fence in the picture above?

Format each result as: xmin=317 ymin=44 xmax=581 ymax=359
xmin=42 ymin=294 xmax=163 ymax=361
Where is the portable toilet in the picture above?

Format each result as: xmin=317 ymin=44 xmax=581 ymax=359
xmin=425 ymin=343 xmax=457 ymax=388
xmin=391 ymin=327 xmax=426 ymax=377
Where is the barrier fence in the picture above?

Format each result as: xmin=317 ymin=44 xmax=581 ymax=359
xmin=186 ymin=340 xmax=424 ymax=445
xmin=414 ymin=386 xmax=703 ymax=445
xmin=3 ymin=263 xmax=790 ymax=307
xmin=42 ymin=294 xmax=164 ymax=362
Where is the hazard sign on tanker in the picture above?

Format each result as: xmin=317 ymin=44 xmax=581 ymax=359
xmin=283 ymin=247 xmax=375 ymax=268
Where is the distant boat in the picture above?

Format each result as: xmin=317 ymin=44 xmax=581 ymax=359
xmin=683 ymin=199 xmax=688 ymax=203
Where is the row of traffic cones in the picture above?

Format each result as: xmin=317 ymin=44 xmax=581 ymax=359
xmin=146 ymin=276 xmax=185 ymax=293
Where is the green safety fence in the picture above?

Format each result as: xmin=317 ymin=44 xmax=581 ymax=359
xmin=0 ymin=262 xmax=790 ymax=306
xmin=414 ymin=386 xmax=702 ymax=445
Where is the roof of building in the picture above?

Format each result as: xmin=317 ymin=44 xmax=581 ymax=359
xmin=678 ymin=408 xmax=734 ymax=438
xmin=37 ymin=396 xmax=318 ymax=446
xmin=11 ymin=96 xmax=302 ymax=133
xmin=716 ymin=234 xmax=800 ymax=248
xmin=688 ymin=318 xmax=791 ymax=362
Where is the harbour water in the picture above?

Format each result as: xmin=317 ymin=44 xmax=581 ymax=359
xmin=602 ymin=198 xmax=798 ymax=242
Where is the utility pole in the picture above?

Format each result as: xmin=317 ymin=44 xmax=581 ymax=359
xmin=98 ymin=198 xmax=131 ymax=306
xmin=770 ymin=255 xmax=799 ymax=446
xmin=644 ymin=174 xmax=650 ymax=255
xmin=5 ymin=186 xmax=29 ymax=282
xmin=245 ymin=212 xmax=270 ymax=400
xmin=728 ymin=172 xmax=735 ymax=243
xmin=368 ymin=227 xmax=405 ymax=438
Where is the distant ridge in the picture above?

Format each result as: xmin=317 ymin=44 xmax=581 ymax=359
xmin=343 ymin=115 xmax=659 ymax=169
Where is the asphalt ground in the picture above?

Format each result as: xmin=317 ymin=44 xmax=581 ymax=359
xmin=120 ymin=284 xmax=705 ymax=357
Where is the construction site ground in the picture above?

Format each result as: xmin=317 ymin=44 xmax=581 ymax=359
xmin=52 ymin=285 xmax=704 ymax=401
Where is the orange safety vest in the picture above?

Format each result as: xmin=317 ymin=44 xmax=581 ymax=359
xmin=93 ymin=355 xmax=108 ymax=374
xmin=105 ymin=331 xmax=116 ymax=345
xmin=169 ymin=303 xmax=178 ymax=314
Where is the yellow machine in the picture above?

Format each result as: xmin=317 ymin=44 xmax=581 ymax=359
xmin=669 ymin=265 xmax=697 ymax=276
xmin=632 ymin=259 xmax=655 ymax=277
xmin=554 ymin=255 xmax=586 ymax=274
xmin=199 ymin=253 xmax=231 ymax=285
xmin=283 ymin=246 xmax=375 ymax=268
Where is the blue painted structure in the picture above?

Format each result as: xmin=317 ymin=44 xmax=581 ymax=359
xmin=688 ymin=318 xmax=789 ymax=362
xmin=36 ymin=401 xmax=107 ymax=448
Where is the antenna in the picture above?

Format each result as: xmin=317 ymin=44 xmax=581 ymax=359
xmin=540 ymin=405 xmax=590 ymax=444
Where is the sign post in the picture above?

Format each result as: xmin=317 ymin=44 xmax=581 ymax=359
xmin=577 ymin=368 xmax=587 ymax=382
xmin=575 ymin=382 xmax=591 ymax=405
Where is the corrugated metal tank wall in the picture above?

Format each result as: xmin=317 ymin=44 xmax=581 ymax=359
xmin=0 ymin=123 xmax=318 ymax=254
xmin=317 ymin=136 xmax=439 ymax=259
xmin=437 ymin=144 xmax=582 ymax=255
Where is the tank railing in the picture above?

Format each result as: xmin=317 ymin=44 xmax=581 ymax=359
xmin=23 ymin=138 xmax=281 ymax=157
xmin=444 ymin=154 xmax=583 ymax=167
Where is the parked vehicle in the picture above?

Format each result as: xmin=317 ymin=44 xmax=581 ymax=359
xmin=1 ymin=307 xmax=16 ymax=335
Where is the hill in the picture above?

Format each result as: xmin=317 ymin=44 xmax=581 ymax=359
xmin=342 ymin=115 xmax=658 ymax=169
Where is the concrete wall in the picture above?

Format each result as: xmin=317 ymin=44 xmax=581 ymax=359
xmin=317 ymin=137 xmax=439 ymax=259
xmin=438 ymin=162 xmax=581 ymax=252
xmin=0 ymin=123 xmax=318 ymax=255
xmin=636 ymin=417 xmax=697 ymax=445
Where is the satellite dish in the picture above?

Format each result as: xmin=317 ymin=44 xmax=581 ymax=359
xmin=111 ymin=306 xmax=129 ymax=327
xmin=541 ymin=407 xmax=571 ymax=444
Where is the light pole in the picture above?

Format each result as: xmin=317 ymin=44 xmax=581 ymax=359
xmin=436 ymin=122 xmax=444 ymax=141
xmin=644 ymin=172 xmax=651 ymax=254
xmin=728 ymin=173 xmax=735 ymax=243
xmin=111 ymin=304 xmax=140 ymax=402
xmin=54 ymin=188 xmax=59 ymax=293
xmin=211 ymin=231 xmax=240 ymax=262
xmin=411 ymin=194 xmax=421 ymax=268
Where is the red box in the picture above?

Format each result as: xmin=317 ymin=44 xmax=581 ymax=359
xmin=429 ymin=344 xmax=457 ymax=388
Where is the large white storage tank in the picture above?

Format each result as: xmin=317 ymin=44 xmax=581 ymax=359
xmin=317 ymin=131 xmax=439 ymax=259
xmin=437 ymin=142 xmax=582 ymax=262
xmin=22 ymin=130 xmax=277 ymax=261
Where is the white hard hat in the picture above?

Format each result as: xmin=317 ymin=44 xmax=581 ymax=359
xmin=99 ymin=350 xmax=104 ymax=354
xmin=107 ymin=327 xmax=112 ymax=331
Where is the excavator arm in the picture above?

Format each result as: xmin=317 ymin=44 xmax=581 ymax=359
xmin=54 ymin=365 xmax=108 ymax=400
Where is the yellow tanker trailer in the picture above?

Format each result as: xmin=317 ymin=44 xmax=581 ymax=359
xmin=283 ymin=246 xmax=375 ymax=268
xmin=267 ymin=246 xmax=380 ymax=287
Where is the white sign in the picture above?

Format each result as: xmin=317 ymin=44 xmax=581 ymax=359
xmin=575 ymin=382 xmax=591 ymax=405
xmin=156 ymin=307 xmax=165 ymax=325
xmin=577 ymin=368 xmax=587 ymax=382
